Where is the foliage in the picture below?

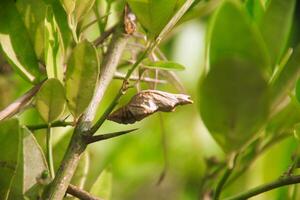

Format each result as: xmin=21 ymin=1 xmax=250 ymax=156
xmin=0 ymin=0 xmax=299 ymax=199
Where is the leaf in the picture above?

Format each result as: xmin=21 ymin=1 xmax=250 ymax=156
xmin=199 ymin=58 xmax=269 ymax=152
xmin=143 ymin=60 xmax=186 ymax=71
xmin=65 ymin=40 xmax=99 ymax=119
xmin=0 ymin=1 xmax=41 ymax=83
xmin=36 ymin=78 xmax=66 ymax=123
xmin=258 ymin=0 xmax=296 ymax=66
xmin=0 ymin=119 xmax=20 ymax=200
xmin=90 ymin=169 xmax=112 ymax=200
xmin=108 ymin=90 xmax=193 ymax=124
xmin=8 ymin=127 xmax=48 ymax=200
xmin=208 ymin=0 xmax=270 ymax=73
xmin=74 ymin=0 xmax=96 ymax=22
xmin=127 ymin=0 xmax=184 ymax=38
xmin=245 ymin=0 xmax=265 ymax=21
xmin=44 ymin=6 xmax=65 ymax=82
xmin=60 ymin=0 xmax=75 ymax=15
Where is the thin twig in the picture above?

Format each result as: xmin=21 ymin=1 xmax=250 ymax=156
xmin=114 ymin=71 xmax=167 ymax=84
xmin=85 ymin=128 xmax=138 ymax=144
xmin=93 ymin=25 xmax=117 ymax=47
xmin=27 ymin=120 xmax=74 ymax=130
xmin=67 ymin=184 xmax=102 ymax=200
xmin=223 ymin=175 xmax=300 ymax=200
xmin=0 ymin=82 xmax=43 ymax=121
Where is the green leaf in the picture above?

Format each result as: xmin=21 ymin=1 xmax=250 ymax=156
xmin=208 ymin=0 xmax=270 ymax=73
xmin=0 ymin=119 xmax=20 ymax=200
xmin=127 ymin=0 xmax=184 ymax=38
xmin=0 ymin=1 xmax=41 ymax=83
xmin=36 ymin=78 xmax=66 ymax=123
xmin=90 ymin=168 xmax=112 ymax=200
xmin=258 ymin=0 xmax=296 ymax=66
xmin=74 ymin=0 xmax=96 ymax=22
xmin=245 ymin=0 xmax=265 ymax=21
xmin=8 ymin=127 xmax=48 ymax=200
xmin=296 ymin=78 xmax=300 ymax=103
xmin=66 ymin=40 xmax=99 ymax=119
xmin=143 ymin=60 xmax=185 ymax=71
xmin=45 ymin=6 xmax=65 ymax=82
xmin=199 ymin=58 xmax=269 ymax=152
xmin=60 ymin=0 xmax=75 ymax=15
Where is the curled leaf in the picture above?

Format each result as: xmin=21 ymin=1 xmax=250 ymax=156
xmin=108 ymin=90 xmax=193 ymax=124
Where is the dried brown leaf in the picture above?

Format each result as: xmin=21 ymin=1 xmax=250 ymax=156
xmin=108 ymin=90 xmax=193 ymax=124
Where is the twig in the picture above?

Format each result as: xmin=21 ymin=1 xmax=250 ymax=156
xmin=85 ymin=128 xmax=138 ymax=144
xmin=223 ymin=175 xmax=300 ymax=200
xmin=93 ymin=25 xmax=117 ymax=47
xmin=0 ymin=82 xmax=43 ymax=121
xmin=114 ymin=71 xmax=167 ymax=84
xmin=67 ymin=184 xmax=102 ymax=200
xmin=27 ymin=120 xmax=73 ymax=130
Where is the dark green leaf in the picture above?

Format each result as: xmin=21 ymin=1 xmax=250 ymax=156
xmin=208 ymin=0 xmax=270 ymax=73
xmin=258 ymin=0 xmax=296 ymax=66
xmin=199 ymin=58 xmax=269 ymax=152
xmin=45 ymin=6 xmax=65 ymax=82
xmin=0 ymin=1 xmax=41 ymax=83
xmin=245 ymin=0 xmax=265 ymax=21
xmin=36 ymin=78 xmax=66 ymax=123
xmin=143 ymin=60 xmax=185 ymax=71
xmin=0 ymin=119 xmax=20 ymax=200
xmin=8 ymin=127 xmax=48 ymax=200
xmin=127 ymin=0 xmax=184 ymax=38
xmin=65 ymin=40 xmax=99 ymax=119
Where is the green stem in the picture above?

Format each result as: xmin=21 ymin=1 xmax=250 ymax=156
xmin=28 ymin=121 xmax=73 ymax=130
xmin=223 ymin=175 xmax=300 ymax=200
xmin=46 ymin=124 xmax=55 ymax=179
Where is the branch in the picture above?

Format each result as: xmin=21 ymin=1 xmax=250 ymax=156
xmin=0 ymin=82 xmax=42 ymax=121
xmin=67 ymin=184 xmax=102 ymax=200
xmin=93 ymin=25 xmax=117 ymax=47
xmin=114 ymin=71 xmax=167 ymax=84
xmin=223 ymin=175 xmax=300 ymax=200
xmin=85 ymin=128 xmax=138 ymax=144
xmin=27 ymin=121 xmax=73 ymax=130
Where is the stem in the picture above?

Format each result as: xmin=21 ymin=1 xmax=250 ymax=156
xmin=46 ymin=124 xmax=55 ymax=179
xmin=28 ymin=121 xmax=73 ymax=130
xmin=67 ymin=184 xmax=102 ymax=200
xmin=223 ymin=175 xmax=300 ymax=200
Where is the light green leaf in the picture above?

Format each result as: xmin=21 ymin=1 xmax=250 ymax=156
xmin=245 ymin=0 xmax=265 ymax=21
xmin=36 ymin=78 xmax=66 ymax=123
xmin=127 ymin=0 xmax=184 ymax=38
xmin=60 ymin=0 xmax=76 ymax=15
xmin=0 ymin=119 xmax=20 ymax=200
xmin=0 ymin=1 xmax=41 ymax=83
xmin=143 ymin=60 xmax=185 ymax=71
xmin=45 ymin=6 xmax=65 ymax=82
xmin=74 ymin=0 xmax=96 ymax=22
xmin=90 ymin=169 xmax=112 ymax=200
xmin=8 ymin=127 xmax=48 ymax=200
xmin=66 ymin=40 xmax=99 ymax=119
xmin=258 ymin=0 xmax=296 ymax=66
xmin=199 ymin=58 xmax=269 ymax=152
xmin=208 ymin=0 xmax=270 ymax=73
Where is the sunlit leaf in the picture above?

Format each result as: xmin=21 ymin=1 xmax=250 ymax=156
xmin=127 ymin=0 xmax=184 ymax=38
xmin=0 ymin=1 xmax=41 ymax=83
xmin=143 ymin=60 xmax=186 ymax=71
xmin=90 ymin=168 xmax=112 ymax=200
xmin=8 ymin=127 xmax=48 ymax=200
xmin=245 ymin=0 xmax=265 ymax=21
xmin=258 ymin=0 xmax=296 ymax=66
xmin=0 ymin=119 xmax=20 ymax=200
xmin=208 ymin=0 xmax=270 ymax=73
xmin=74 ymin=0 xmax=96 ymax=22
xmin=65 ymin=40 xmax=99 ymax=119
xmin=44 ymin=6 xmax=65 ymax=82
xmin=199 ymin=58 xmax=269 ymax=152
xmin=36 ymin=78 xmax=66 ymax=123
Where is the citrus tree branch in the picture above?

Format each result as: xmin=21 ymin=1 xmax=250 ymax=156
xmin=67 ymin=184 xmax=102 ymax=200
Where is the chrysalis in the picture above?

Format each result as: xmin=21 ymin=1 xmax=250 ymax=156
xmin=108 ymin=90 xmax=193 ymax=124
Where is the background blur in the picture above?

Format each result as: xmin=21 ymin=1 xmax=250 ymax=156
xmin=1 ymin=0 xmax=300 ymax=199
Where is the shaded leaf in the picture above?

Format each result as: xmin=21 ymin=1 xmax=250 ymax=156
xmin=0 ymin=1 xmax=41 ymax=83
xmin=0 ymin=119 xmax=20 ymax=200
xmin=127 ymin=0 xmax=184 ymax=38
xmin=90 ymin=169 xmax=112 ymax=200
xmin=245 ymin=0 xmax=265 ymax=21
xmin=199 ymin=58 xmax=269 ymax=152
xmin=258 ymin=0 xmax=296 ymax=66
xmin=36 ymin=78 xmax=66 ymax=123
xmin=143 ymin=60 xmax=185 ymax=71
xmin=108 ymin=90 xmax=192 ymax=124
xmin=8 ymin=127 xmax=49 ymax=200
xmin=45 ymin=6 xmax=65 ymax=82
xmin=65 ymin=40 xmax=99 ymax=119
xmin=208 ymin=0 xmax=270 ymax=73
